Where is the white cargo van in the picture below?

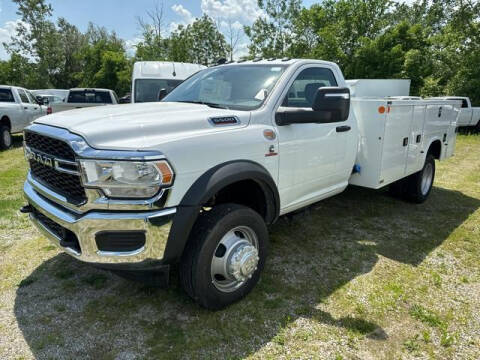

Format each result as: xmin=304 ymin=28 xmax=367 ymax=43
xmin=132 ymin=61 xmax=206 ymax=103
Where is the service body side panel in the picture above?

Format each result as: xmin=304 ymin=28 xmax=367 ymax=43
xmin=380 ymin=104 xmax=413 ymax=185
xmin=349 ymin=99 xmax=458 ymax=189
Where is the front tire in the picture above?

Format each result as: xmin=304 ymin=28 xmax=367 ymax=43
xmin=179 ymin=203 xmax=268 ymax=310
xmin=404 ymin=154 xmax=435 ymax=203
xmin=0 ymin=125 xmax=12 ymax=150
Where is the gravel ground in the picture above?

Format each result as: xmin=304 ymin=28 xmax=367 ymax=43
xmin=0 ymin=134 xmax=479 ymax=359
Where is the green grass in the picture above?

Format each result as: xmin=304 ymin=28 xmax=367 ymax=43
xmin=1 ymin=134 xmax=480 ymax=359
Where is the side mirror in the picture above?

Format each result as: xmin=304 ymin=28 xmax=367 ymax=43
xmin=158 ymin=88 xmax=167 ymax=101
xmin=275 ymin=86 xmax=350 ymax=126
xmin=312 ymin=87 xmax=350 ymax=122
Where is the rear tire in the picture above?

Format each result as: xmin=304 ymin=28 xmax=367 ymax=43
xmin=0 ymin=125 xmax=12 ymax=150
xmin=179 ymin=203 xmax=268 ymax=310
xmin=404 ymin=154 xmax=435 ymax=203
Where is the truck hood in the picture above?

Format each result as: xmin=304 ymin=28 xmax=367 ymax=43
xmin=34 ymin=102 xmax=250 ymax=149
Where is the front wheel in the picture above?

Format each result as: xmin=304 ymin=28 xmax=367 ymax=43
xmin=404 ymin=154 xmax=436 ymax=203
xmin=0 ymin=125 xmax=12 ymax=150
xmin=179 ymin=203 xmax=268 ymax=310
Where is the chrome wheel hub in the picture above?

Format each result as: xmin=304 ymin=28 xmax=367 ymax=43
xmin=211 ymin=226 xmax=259 ymax=293
xmin=229 ymin=243 xmax=259 ymax=282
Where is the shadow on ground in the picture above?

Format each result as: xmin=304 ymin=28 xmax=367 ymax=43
xmin=14 ymin=185 xmax=480 ymax=359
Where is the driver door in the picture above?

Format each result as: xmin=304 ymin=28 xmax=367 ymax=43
xmin=275 ymin=65 xmax=353 ymax=212
xmin=17 ymin=89 xmax=35 ymax=128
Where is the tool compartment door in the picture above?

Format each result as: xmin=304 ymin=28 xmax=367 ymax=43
xmin=445 ymin=104 xmax=458 ymax=158
xmin=405 ymin=105 xmax=426 ymax=175
xmin=380 ymin=104 xmax=413 ymax=185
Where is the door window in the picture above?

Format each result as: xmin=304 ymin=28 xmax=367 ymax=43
xmin=18 ymin=89 xmax=30 ymax=103
xmin=0 ymin=89 xmax=15 ymax=102
xmin=283 ymin=67 xmax=337 ymax=108
xmin=26 ymin=91 xmax=37 ymax=104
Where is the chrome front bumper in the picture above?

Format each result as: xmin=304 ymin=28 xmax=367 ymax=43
xmin=24 ymin=180 xmax=175 ymax=267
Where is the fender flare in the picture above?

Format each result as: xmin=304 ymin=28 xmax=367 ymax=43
xmin=162 ymin=160 xmax=280 ymax=263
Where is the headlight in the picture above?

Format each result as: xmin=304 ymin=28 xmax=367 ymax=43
xmin=79 ymin=159 xmax=174 ymax=199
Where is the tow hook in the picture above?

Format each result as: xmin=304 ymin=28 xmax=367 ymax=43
xmin=20 ymin=204 xmax=33 ymax=214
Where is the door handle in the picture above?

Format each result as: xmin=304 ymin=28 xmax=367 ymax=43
xmin=336 ymin=125 xmax=351 ymax=133
xmin=24 ymin=107 xmax=28 ymax=110
xmin=403 ymin=137 xmax=409 ymax=146
xmin=416 ymin=134 xmax=421 ymax=143
xmin=34 ymin=107 xmax=38 ymax=110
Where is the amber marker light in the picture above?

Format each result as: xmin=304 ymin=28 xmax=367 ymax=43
xmin=156 ymin=161 xmax=174 ymax=186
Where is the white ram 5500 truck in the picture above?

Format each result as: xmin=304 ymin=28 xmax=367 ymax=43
xmin=21 ymin=59 xmax=459 ymax=309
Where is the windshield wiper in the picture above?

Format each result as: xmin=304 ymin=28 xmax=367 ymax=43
xmin=177 ymin=100 xmax=229 ymax=109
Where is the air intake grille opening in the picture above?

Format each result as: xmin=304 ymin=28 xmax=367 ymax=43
xmin=32 ymin=207 xmax=81 ymax=254
xmin=96 ymin=231 xmax=146 ymax=252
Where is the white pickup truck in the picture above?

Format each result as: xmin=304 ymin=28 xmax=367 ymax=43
xmin=429 ymin=96 xmax=480 ymax=129
xmin=22 ymin=59 xmax=459 ymax=309
xmin=0 ymin=85 xmax=49 ymax=150
xmin=50 ymin=88 xmax=119 ymax=113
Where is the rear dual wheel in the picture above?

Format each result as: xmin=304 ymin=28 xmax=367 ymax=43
xmin=179 ymin=203 xmax=268 ymax=310
xmin=389 ymin=154 xmax=435 ymax=203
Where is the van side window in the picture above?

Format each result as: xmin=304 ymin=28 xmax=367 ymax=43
xmin=283 ymin=67 xmax=337 ymax=108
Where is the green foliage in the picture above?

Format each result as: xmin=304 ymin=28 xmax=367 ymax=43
xmin=2 ymin=0 xmax=132 ymax=95
xmin=246 ymin=0 xmax=480 ymax=103
xmin=244 ymin=0 xmax=301 ymax=58
xmin=75 ymin=24 xmax=132 ymax=95
xmin=2 ymin=0 xmax=480 ymax=103
xmin=168 ymin=15 xmax=228 ymax=65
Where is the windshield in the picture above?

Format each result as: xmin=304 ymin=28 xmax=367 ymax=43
xmin=134 ymin=79 xmax=183 ymax=103
xmin=163 ymin=65 xmax=287 ymax=110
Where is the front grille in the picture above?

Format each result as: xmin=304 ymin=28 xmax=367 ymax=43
xmin=25 ymin=131 xmax=87 ymax=205
xmin=29 ymin=160 xmax=86 ymax=204
xmin=32 ymin=207 xmax=81 ymax=253
xmin=24 ymin=131 xmax=76 ymax=161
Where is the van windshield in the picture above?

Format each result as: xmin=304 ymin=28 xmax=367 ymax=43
xmin=163 ymin=65 xmax=287 ymax=110
xmin=134 ymin=79 xmax=183 ymax=103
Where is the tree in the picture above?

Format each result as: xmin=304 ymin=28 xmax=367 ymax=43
xmin=244 ymin=0 xmax=301 ymax=58
xmin=76 ymin=24 xmax=132 ymax=96
xmin=352 ymin=22 xmax=432 ymax=94
xmin=0 ymin=53 xmax=42 ymax=89
xmin=135 ymin=1 xmax=170 ymax=61
xmin=169 ymin=15 xmax=228 ymax=65
xmin=224 ymin=21 xmax=244 ymax=61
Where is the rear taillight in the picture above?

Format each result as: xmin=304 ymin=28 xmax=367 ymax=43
xmin=47 ymin=107 xmax=52 ymax=115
